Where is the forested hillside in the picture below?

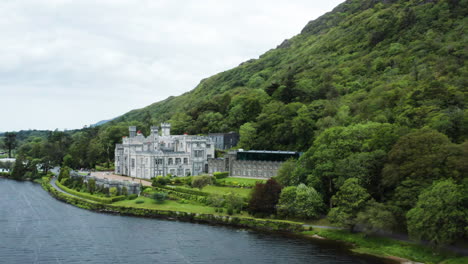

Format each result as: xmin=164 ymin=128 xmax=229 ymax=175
xmin=11 ymin=0 xmax=467 ymax=248
xmin=111 ymin=0 xmax=467 ymax=149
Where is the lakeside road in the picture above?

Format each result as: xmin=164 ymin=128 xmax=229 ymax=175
xmin=90 ymin=171 xmax=152 ymax=186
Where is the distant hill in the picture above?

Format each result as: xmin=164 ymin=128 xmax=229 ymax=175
xmin=90 ymin=118 xmax=114 ymax=127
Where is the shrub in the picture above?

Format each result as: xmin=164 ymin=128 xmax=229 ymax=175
xmin=191 ymin=175 xmax=213 ymax=189
xmin=127 ymin=194 xmax=138 ymax=200
xmin=121 ymin=187 xmax=128 ymax=196
xmin=152 ymin=192 xmax=168 ymax=204
xmin=213 ymin=172 xmax=229 ymax=179
xmin=109 ymin=187 xmax=118 ymax=197
xmin=227 ymin=207 xmax=234 ymax=215
xmin=135 ymin=200 xmax=145 ymax=204
xmin=152 ymin=175 xmax=168 ymax=186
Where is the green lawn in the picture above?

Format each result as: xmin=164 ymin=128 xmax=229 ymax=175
xmin=113 ymin=197 xmax=248 ymax=216
xmin=202 ymin=185 xmax=252 ymax=198
xmin=217 ymin=177 xmax=266 ymax=187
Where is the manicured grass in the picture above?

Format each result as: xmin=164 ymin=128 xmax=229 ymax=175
xmin=217 ymin=177 xmax=266 ymax=187
xmin=175 ymin=184 xmax=252 ymax=198
xmin=113 ymin=197 xmax=248 ymax=216
xmin=303 ymin=228 xmax=461 ymax=264
xmin=202 ymin=185 xmax=252 ymax=198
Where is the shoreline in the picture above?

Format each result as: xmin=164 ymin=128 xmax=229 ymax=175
xmin=36 ymin=177 xmax=423 ymax=264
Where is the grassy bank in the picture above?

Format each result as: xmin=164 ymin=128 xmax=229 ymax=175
xmin=40 ymin=177 xmax=304 ymax=233
xmin=303 ymin=229 xmax=467 ymax=264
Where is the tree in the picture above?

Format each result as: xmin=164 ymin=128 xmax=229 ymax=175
xmin=62 ymin=154 xmax=74 ymax=168
xmin=406 ymin=180 xmax=467 ymax=247
xmin=294 ymin=184 xmax=324 ymax=219
xmin=10 ymin=155 xmax=27 ymax=180
xmin=278 ymin=184 xmax=324 ymax=219
xmin=328 ymin=178 xmax=371 ymax=230
xmin=301 ymin=122 xmax=402 ymax=207
xmin=57 ymin=166 xmax=70 ymax=182
xmin=247 ymin=178 xmax=282 ymax=217
xmin=238 ymin=122 xmax=257 ymax=150
xmin=87 ymin=178 xmax=96 ymax=194
xmin=3 ymin=132 xmax=17 ymax=158
xmin=277 ymin=186 xmax=297 ymax=217
xmin=275 ymin=158 xmax=300 ymax=186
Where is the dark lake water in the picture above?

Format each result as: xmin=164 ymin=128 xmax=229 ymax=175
xmin=0 ymin=178 xmax=386 ymax=264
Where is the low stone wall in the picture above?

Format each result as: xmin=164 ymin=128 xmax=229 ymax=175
xmin=42 ymin=177 xmax=304 ymax=233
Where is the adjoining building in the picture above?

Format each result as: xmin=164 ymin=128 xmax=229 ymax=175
xmin=208 ymin=150 xmax=301 ymax=179
xmin=208 ymin=132 xmax=239 ymax=150
xmin=115 ymin=123 xmax=215 ymax=179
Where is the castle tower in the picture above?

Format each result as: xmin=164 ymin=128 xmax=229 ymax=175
xmin=150 ymin=126 xmax=159 ymax=135
xmin=161 ymin=123 xmax=171 ymax=136
xmin=129 ymin=126 xmax=137 ymax=138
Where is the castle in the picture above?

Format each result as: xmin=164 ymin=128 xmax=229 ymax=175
xmin=115 ymin=123 xmax=215 ymax=179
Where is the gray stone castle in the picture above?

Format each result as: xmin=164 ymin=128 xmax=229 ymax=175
xmin=115 ymin=123 xmax=215 ymax=179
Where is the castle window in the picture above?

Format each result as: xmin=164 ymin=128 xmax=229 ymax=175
xmin=183 ymin=158 xmax=188 ymax=164
xmin=168 ymin=158 xmax=173 ymax=165
xmin=131 ymin=159 xmax=135 ymax=169
xmin=175 ymin=158 xmax=181 ymax=165
xmin=194 ymin=150 xmax=203 ymax=158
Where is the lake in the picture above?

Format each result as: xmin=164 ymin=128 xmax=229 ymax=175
xmin=0 ymin=178 xmax=386 ymax=263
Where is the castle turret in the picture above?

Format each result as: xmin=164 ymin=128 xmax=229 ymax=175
xmin=161 ymin=123 xmax=171 ymax=136
xmin=129 ymin=126 xmax=137 ymax=138
xmin=150 ymin=126 xmax=159 ymax=135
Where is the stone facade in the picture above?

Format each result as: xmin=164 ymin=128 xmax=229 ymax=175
xmin=208 ymin=150 xmax=300 ymax=179
xmin=115 ymin=123 xmax=215 ymax=179
xmin=208 ymin=132 xmax=239 ymax=150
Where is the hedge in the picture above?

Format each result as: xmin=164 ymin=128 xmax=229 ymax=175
xmin=213 ymin=172 xmax=229 ymax=179
xmin=55 ymin=180 xmax=126 ymax=204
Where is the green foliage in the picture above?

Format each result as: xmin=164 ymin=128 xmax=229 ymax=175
xmin=191 ymin=175 xmax=213 ymax=189
xmin=127 ymin=194 xmax=138 ymax=200
xmin=87 ymin=178 xmax=96 ymax=194
xmin=213 ymin=171 xmax=229 ymax=179
xmin=109 ymin=187 xmax=118 ymax=197
xmin=3 ymin=132 xmax=17 ymax=158
xmin=224 ymin=192 xmax=244 ymax=211
xmin=152 ymin=192 xmax=168 ymax=204
xmin=278 ymin=184 xmax=324 ymax=219
xmin=248 ymin=178 xmax=282 ymax=217
xmin=356 ymin=200 xmax=396 ymax=235
xmin=55 ymin=180 xmax=125 ymax=204
xmin=406 ymin=179 xmax=467 ymax=247
xmin=57 ymin=166 xmax=70 ymax=182
xmin=275 ymin=158 xmax=301 ymax=186
xmin=152 ymin=175 xmax=169 ymax=186
xmin=328 ymin=178 xmax=371 ymax=230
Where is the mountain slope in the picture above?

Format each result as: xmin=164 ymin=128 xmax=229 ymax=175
xmin=109 ymin=0 xmax=467 ymax=151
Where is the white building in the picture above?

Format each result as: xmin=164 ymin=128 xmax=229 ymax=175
xmin=115 ymin=123 xmax=215 ymax=179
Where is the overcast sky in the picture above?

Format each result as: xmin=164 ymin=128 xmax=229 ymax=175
xmin=0 ymin=0 xmax=344 ymax=132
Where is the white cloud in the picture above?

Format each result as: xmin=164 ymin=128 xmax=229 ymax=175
xmin=0 ymin=0 xmax=344 ymax=131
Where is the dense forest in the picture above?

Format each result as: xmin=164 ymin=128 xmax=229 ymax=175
xmin=3 ymin=0 xmax=467 ymax=248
